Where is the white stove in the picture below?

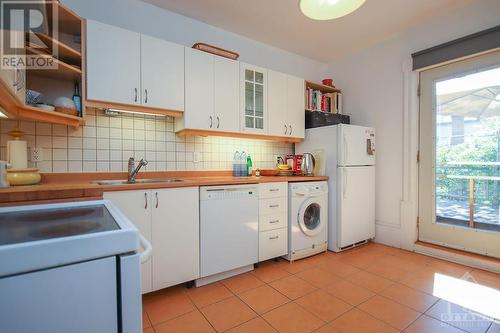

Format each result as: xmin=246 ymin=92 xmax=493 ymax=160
xmin=0 ymin=200 xmax=151 ymax=333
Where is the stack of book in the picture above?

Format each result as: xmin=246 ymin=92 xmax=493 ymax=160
xmin=305 ymin=88 xmax=342 ymax=113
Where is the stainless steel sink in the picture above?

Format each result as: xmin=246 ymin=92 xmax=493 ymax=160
xmin=94 ymin=178 xmax=185 ymax=185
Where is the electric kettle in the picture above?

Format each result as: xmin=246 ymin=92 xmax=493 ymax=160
xmin=301 ymin=153 xmax=315 ymax=176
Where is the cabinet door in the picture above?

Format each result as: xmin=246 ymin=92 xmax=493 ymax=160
xmin=240 ymin=63 xmax=267 ymax=134
xmin=86 ymin=20 xmax=141 ymax=105
xmin=214 ymin=56 xmax=239 ymax=132
xmin=286 ymin=75 xmax=305 ymax=139
xmin=151 ymin=188 xmax=199 ymax=290
xmin=267 ymin=70 xmax=288 ymax=137
xmin=141 ymin=35 xmax=184 ymax=111
xmin=185 ymin=48 xmax=214 ymax=130
xmin=103 ymin=190 xmax=152 ymax=294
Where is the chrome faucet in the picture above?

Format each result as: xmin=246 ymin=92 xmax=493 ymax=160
xmin=128 ymin=157 xmax=148 ymax=183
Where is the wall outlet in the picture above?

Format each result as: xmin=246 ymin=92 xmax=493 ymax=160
xmin=193 ymin=151 xmax=201 ymax=163
xmin=30 ymin=147 xmax=43 ymax=162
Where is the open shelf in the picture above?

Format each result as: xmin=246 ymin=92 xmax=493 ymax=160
xmin=30 ymin=32 xmax=81 ymax=66
xmin=0 ymin=79 xmax=84 ymax=128
xmin=26 ymin=47 xmax=82 ymax=81
xmin=45 ymin=1 xmax=83 ymax=37
xmin=305 ymin=80 xmax=341 ymax=93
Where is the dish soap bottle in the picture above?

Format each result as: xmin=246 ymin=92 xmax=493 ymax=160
xmin=72 ymin=82 xmax=82 ymax=116
xmin=246 ymin=155 xmax=252 ymax=176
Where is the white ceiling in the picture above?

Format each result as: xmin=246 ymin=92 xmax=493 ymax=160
xmin=142 ymin=0 xmax=473 ymax=63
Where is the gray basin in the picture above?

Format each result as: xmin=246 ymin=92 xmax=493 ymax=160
xmin=94 ymin=178 xmax=185 ymax=185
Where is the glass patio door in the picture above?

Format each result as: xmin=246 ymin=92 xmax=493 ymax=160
xmin=419 ymin=50 xmax=500 ymax=258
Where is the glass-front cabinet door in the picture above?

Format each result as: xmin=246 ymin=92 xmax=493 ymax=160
xmin=240 ymin=63 xmax=267 ymax=133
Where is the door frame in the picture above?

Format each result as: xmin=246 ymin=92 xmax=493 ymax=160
xmin=398 ymin=49 xmax=500 ymax=256
xmin=417 ymin=50 xmax=500 ymax=257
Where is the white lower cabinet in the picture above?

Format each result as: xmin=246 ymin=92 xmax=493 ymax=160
xmin=104 ymin=187 xmax=199 ymax=294
xmin=258 ymin=182 xmax=288 ymax=261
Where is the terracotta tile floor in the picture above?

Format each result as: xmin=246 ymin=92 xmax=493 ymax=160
xmin=142 ymin=243 xmax=500 ymax=332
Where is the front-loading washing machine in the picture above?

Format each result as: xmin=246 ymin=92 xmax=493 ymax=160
xmin=285 ymin=181 xmax=328 ymax=261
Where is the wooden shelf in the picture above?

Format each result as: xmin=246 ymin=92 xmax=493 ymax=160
xmin=45 ymin=1 xmax=83 ymax=37
xmin=305 ymin=80 xmax=341 ymax=93
xmin=0 ymin=78 xmax=84 ymax=128
xmin=26 ymin=47 xmax=82 ymax=81
xmin=31 ymin=32 xmax=81 ymax=66
xmin=176 ymin=129 xmax=303 ymax=143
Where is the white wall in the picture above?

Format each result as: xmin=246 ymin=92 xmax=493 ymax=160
xmin=326 ymin=0 xmax=500 ymax=248
xmin=62 ymin=0 xmax=327 ymax=80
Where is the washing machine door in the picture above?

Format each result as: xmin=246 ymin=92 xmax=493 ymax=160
xmin=297 ymin=198 xmax=325 ymax=237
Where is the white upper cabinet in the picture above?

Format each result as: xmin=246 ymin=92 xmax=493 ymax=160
xmin=86 ymin=20 xmax=184 ymax=111
xmin=214 ymin=56 xmax=239 ymax=132
xmin=140 ymin=35 xmax=184 ymax=111
xmin=240 ymin=63 xmax=267 ymax=134
xmin=286 ymin=75 xmax=305 ymax=139
xmin=268 ymin=70 xmax=305 ymax=139
xmin=180 ymin=48 xmax=239 ymax=132
xmin=184 ymin=47 xmax=214 ymax=130
xmin=86 ymin=20 xmax=141 ymax=105
xmin=268 ymin=70 xmax=288 ymax=137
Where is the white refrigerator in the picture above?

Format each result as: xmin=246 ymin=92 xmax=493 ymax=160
xmin=296 ymin=124 xmax=376 ymax=252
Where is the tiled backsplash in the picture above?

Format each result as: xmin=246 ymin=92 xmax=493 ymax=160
xmin=0 ymin=109 xmax=293 ymax=173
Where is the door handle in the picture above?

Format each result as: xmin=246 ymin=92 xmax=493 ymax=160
xmin=284 ymin=125 xmax=287 ymax=135
xmin=144 ymin=192 xmax=148 ymax=209
xmin=209 ymin=116 xmax=213 ymax=128
xmin=269 ymin=219 xmax=280 ymax=224
xmin=269 ymin=188 xmax=280 ymax=192
xmin=269 ymin=204 xmax=279 ymax=208
xmin=216 ymin=116 xmax=220 ymax=128
xmin=134 ymin=88 xmax=138 ymax=103
xmin=144 ymin=89 xmax=148 ymax=103
xmin=269 ymin=236 xmax=279 ymax=240
xmin=155 ymin=192 xmax=158 ymax=208
xmin=343 ymin=170 xmax=347 ymax=198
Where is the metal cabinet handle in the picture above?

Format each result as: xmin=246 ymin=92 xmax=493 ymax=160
xmin=269 ymin=236 xmax=279 ymax=240
xmin=144 ymin=192 xmax=148 ymax=209
xmin=289 ymin=125 xmax=292 ymax=136
xmin=269 ymin=204 xmax=279 ymax=208
xmin=155 ymin=192 xmax=159 ymax=208
xmin=216 ymin=116 xmax=220 ymax=128
xmin=269 ymin=219 xmax=280 ymax=224
xmin=134 ymin=88 xmax=138 ymax=103
xmin=284 ymin=125 xmax=287 ymax=135
xmin=144 ymin=89 xmax=148 ymax=103
xmin=209 ymin=116 xmax=213 ymax=128
xmin=269 ymin=188 xmax=279 ymax=192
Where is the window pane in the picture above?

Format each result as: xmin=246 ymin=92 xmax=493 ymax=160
xmin=255 ymin=71 xmax=263 ymax=84
xmin=245 ymin=82 xmax=254 ymax=116
xmin=245 ymin=69 xmax=254 ymax=82
xmin=245 ymin=116 xmax=254 ymax=128
xmin=435 ymin=66 xmax=500 ymax=230
xmin=255 ymin=84 xmax=263 ymax=114
xmin=255 ymin=117 xmax=263 ymax=129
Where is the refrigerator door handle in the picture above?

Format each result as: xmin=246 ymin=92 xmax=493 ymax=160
xmin=343 ymin=170 xmax=347 ymax=198
xmin=343 ymin=133 xmax=348 ymax=165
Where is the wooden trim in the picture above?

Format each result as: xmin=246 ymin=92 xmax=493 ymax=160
xmin=175 ymin=128 xmax=303 ymax=143
xmin=305 ymin=80 xmax=341 ymax=93
xmin=85 ymin=100 xmax=184 ymax=118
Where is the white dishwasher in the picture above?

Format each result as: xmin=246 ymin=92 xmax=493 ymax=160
xmin=198 ymin=185 xmax=258 ymax=285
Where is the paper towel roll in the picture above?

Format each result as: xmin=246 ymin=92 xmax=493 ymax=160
xmin=7 ymin=140 xmax=28 ymax=169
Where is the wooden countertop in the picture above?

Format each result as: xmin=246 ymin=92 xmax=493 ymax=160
xmin=0 ymin=171 xmax=328 ymax=205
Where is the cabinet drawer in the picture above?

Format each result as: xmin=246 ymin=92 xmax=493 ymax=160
xmin=259 ymin=228 xmax=288 ymax=261
xmin=259 ymin=197 xmax=287 ymax=216
xmin=259 ymin=182 xmax=287 ymax=199
xmin=259 ymin=212 xmax=287 ymax=232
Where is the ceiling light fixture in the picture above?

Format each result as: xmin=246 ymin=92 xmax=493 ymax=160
xmin=299 ymin=0 xmax=366 ymax=20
